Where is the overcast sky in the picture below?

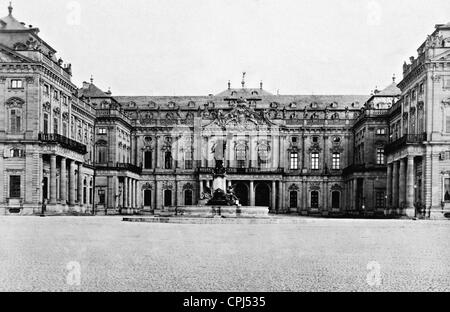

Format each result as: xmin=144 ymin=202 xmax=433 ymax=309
xmin=8 ymin=0 xmax=450 ymax=96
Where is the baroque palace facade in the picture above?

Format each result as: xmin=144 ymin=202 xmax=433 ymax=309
xmin=1 ymin=5 xmax=450 ymax=218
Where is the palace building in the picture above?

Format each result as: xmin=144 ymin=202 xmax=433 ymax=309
xmin=1 ymin=5 xmax=450 ymax=218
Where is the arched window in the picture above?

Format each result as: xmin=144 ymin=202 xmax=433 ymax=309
xmin=165 ymin=151 xmax=172 ymax=169
xmin=9 ymin=109 xmax=21 ymax=133
xmin=184 ymin=189 xmax=193 ymax=205
xmin=144 ymin=150 xmax=153 ymax=169
xmin=289 ymin=191 xmax=298 ymax=208
xmin=96 ymin=141 xmax=108 ymax=163
xmin=236 ymin=144 xmax=247 ymax=168
xmin=164 ymin=190 xmax=172 ymax=206
xmin=311 ymin=191 xmax=319 ymax=208
xmin=332 ymin=191 xmax=340 ymax=209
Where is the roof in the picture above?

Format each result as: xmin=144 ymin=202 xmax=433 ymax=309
xmin=116 ymin=94 xmax=369 ymax=110
xmin=0 ymin=5 xmax=38 ymax=32
xmin=375 ymin=81 xmax=401 ymax=97
xmin=215 ymin=87 xmax=273 ymax=97
xmin=78 ymin=82 xmax=110 ymax=98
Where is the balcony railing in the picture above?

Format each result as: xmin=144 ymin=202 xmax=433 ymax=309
xmin=39 ymin=132 xmax=87 ymax=154
xmin=95 ymin=162 xmax=142 ymax=174
xmin=385 ymin=133 xmax=427 ymax=154
xmin=197 ymin=167 xmax=284 ymax=174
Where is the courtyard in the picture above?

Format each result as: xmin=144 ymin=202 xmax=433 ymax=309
xmin=0 ymin=216 xmax=449 ymax=292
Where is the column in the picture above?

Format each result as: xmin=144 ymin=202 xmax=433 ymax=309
xmin=271 ymin=180 xmax=276 ymax=211
xmin=249 ymin=181 xmax=255 ymax=206
xmin=155 ymin=136 xmax=161 ymax=168
xmin=77 ymin=163 xmax=83 ymax=204
xmin=399 ymin=158 xmax=406 ymax=212
xmin=406 ymin=156 xmax=415 ymax=217
xmin=50 ymin=155 xmax=57 ymax=204
xmin=199 ymin=180 xmax=203 ymax=197
xmin=323 ymin=179 xmax=329 ymax=212
xmin=86 ymin=177 xmax=91 ymax=206
xmin=155 ymin=180 xmax=160 ymax=210
xmin=127 ymin=178 xmax=131 ymax=208
xmin=60 ymin=158 xmax=67 ymax=204
xmin=69 ymin=160 xmax=76 ymax=205
xmin=386 ymin=163 xmax=392 ymax=213
xmin=277 ymin=181 xmax=282 ymax=211
xmin=123 ymin=177 xmax=128 ymax=209
xmin=352 ymin=178 xmax=357 ymax=210
xmin=392 ymin=161 xmax=399 ymax=212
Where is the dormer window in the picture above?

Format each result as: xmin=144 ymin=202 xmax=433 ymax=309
xmin=251 ymin=91 xmax=258 ymax=96
xmin=310 ymin=102 xmax=318 ymax=108
xmin=11 ymin=79 xmax=23 ymax=89
xmin=290 ymin=102 xmax=297 ymax=108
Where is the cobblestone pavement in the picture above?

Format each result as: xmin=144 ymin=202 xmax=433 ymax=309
xmin=0 ymin=216 xmax=449 ymax=292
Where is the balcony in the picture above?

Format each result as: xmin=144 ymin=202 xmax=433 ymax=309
xmin=384 ymin=133 xmax=427 ymax=154
xmin=39 ymin=133 xmax=87 ymax=154
xmin=197 ymin=167 xmax=284 ymax=175
xmin=95 ymin=162 xmax=142 ymax=174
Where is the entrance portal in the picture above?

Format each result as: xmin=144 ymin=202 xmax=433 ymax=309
xmin=234 ymin=182 xmax=249 ymax=206
xmin=255 ymin=183 xmax=271 ymax=208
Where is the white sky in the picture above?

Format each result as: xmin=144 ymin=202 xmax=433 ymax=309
xmin=8 ymin=0 xmax=450 ymax=96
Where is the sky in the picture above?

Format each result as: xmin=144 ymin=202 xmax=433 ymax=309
xmin=6 ymin=0 xmax=450 ymax=96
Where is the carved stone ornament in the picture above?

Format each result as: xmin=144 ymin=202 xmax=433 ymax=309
xmin=6 ymin=97 xmax=24 ymax=108
xmin=141 ymin=182 xmax=153 ymax=190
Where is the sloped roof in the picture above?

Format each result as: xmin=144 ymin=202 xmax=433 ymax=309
xmin=216 ymin=88 xmax=273 ymax=97
xmin=376 ymin=81 xmax=401 ymax=97
xmin=0 ymin=6 xmax=38 ymax=32
xmin=78 ymin=82 xmax=110 ymax=98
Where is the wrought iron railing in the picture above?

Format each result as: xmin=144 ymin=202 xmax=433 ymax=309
xmin=385 ymin=133 xmax=427 ymax=154
xmin=95 ymin=162 xmax=142 ymax=174
xmin=197 ymin=167 xmax=284 ymax=174
xmin=39 ymin=132 xmax=87 ymax=154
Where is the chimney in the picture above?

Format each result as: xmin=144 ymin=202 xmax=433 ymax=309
xmin=260 ymin=81 xmax=263 ymax=90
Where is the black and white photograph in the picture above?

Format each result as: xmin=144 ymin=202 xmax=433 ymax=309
xmin=0 ymin=0 xmax=449 ymax=304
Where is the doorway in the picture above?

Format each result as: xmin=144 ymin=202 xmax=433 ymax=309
xmin=234 ymin=182 xmax=249 ymax=206
xmin=255 ymin=183 xmax=271 ymax=208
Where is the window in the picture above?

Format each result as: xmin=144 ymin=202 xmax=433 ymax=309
xmin=376 ymin=148 xmax=385 ymax=165
xmin=44 ymin=84 xmax=50 ymax=95
xmin=311 ymin=152 xmax=319 ymax=170
xmin=10 ymin=109 xmax=21 ymax=133
xmin=53 ymin=90 xmax=59 ymax=100
xmin=375 ymin=192 xmax=385 ymax=208
xmin=376 ymin=128 xmax=386 ymax=135
xmin=311 ymin=191 xmax=319 ymax=209
xmin=312 ymin=136 xmax=319 ymax=143
xmin=419 ymin=83 xmax=424 ymax=94
xmin=144 ymin=151 xmax=153 ymax=169
xmin=185 ymin=190 xmax=193 ymax=205
xmin=332 ymin=153 xmax=340 ymax=170
xmin=97 ymin=146 xmax=107 ymax=163
xmin=43 ymin=113 xmax=49 ymax=134
xmin=290 ymin=152 xmax=298 ymax=170
xmin=62 ymin=122 xmax=68 ymax=137
xmin=289 ymin=191 xmax=298 ymax=208
xmin=144 ymin=190 xmax=152 ymax=206
xmin=98 ymin=190 xmax=105 ymax=205
xmin=10 ymin=149 xmax=23 ymax=158
xmin=236 ymin=144 xmax=247 ymax=168
xmin=53 ymin=118 xmax=58 ymax=134
xmin=165 ymin=151 xmax=172 ymax=169
xmin=9 ymin=175 xmax=21 ymax=198
xmin=332 ymin=191 xmax=340 ymax=209
xmin=97 ymin=128 xmax=107 ymax=135
xmin=443 ymin=178 xmax=450 ymax=202
xmin=164 ymin=190 xmax=172 ymax=206
xmin=291 ymin=137 xmax=298 ymax=143
xmin=11 ymin=79 xmax=23 ymax=89
xmin=62 ymin=96 xmax=68 ymax=106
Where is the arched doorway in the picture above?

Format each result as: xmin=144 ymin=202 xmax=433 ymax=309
xmin=234 ymin=182 xmax=249 ymax=206
xmin=255 ymin=183 xmax=270 ymax=208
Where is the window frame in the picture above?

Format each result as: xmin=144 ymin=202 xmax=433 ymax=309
xmin=311 ymin=152 xmax=319 ymax=170
xmin=9 ymin=175 xmax=21 ymax=198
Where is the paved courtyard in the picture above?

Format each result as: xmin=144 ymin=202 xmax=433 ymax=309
xmin=0 ymin=216 xmax=449 ymax=292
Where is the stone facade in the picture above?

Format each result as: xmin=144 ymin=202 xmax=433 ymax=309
xmin=1 ymin=6 xmax=450 ymax=218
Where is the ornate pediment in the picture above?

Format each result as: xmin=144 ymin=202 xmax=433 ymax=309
xmin=203 ymin=101 xmax=275 ymax=130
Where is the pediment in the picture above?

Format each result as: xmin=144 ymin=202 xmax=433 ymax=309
xmin=0 ymin=44 xmax=33 ymax=63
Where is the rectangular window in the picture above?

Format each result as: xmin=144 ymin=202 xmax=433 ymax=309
xmin=419 ymin=83 xmax=424 ymax=94
xmin=311 ymin=153 xmax=319 ymax=170
xmin=44 ymin=84 xmax=50 ymax=95
xmin=9 ymin=175 xmax=21 ymax=198
xmin=375 ymin=191 xmax=385 ymax=208
xmin=98 ymin=128 xmax=107 ymax=135
xmin=53 ymin=118 xmax=58 ymax=134
xmin=376 ymin=148 xmax=385 ymax=165
xmin=11 ymin=79 xmax=23 ymax=89
xmin=144 ymin=151 xmax=153 ymax=169
xmin=53 ymin=90 xmax=59 ymax=100
xmin=332 ymin=153 xmax=340 ymax=170
xmin=289 ymin=191 xmax=298 ymax=208
xmin=290 ymin=152 xmax=298 ymax=170
xmin=10 ymin=109 xmax=21 ymax=133
xmin=98 ymin=190 xmax=105 ymax=205
xmin=444 ymin=178 xmax=450 ymax=202
xmin=62 ymin=96 xmax=68 ymax=105
xmin=376 ymin=128 xmax=386 ymax=135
